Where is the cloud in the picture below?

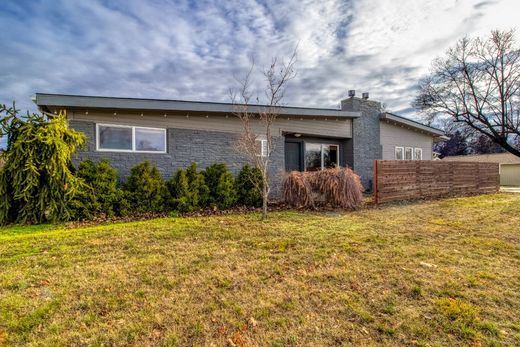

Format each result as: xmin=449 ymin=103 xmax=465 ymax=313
xmin=0 ymin=0 xmax=519 ymax=121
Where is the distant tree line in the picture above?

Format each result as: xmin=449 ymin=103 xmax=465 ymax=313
xmin=434 ymin=121 xmax=512 ymax=158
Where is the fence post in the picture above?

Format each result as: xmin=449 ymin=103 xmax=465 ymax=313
xmin=373 ymin=159 xmax=378 ymax=204
xmin=476 ymin=163 xmax=480 ymax=192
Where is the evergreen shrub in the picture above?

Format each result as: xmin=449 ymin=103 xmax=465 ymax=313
xmin=236 ymin=164 xmax=263 ymax=207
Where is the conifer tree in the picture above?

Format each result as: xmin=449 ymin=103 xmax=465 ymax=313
xmin=0 ymin=103 xmax=86 ymax=224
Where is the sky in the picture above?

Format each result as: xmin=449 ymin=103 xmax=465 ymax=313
xmin=1 ymin=0 xmax=519 ymax=120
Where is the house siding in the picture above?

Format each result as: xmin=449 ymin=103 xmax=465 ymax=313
xmin=62 ymin=101 xmax=440 ymax=198
xmin=69 ymin=120 xmax=286 ymax=198
xmin=380 ymin=121 xmax=433 ymax=160
xmin=69 ymin=110 xmax=353 ymax=138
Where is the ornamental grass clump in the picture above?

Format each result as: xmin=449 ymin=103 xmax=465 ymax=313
xmin=283 ymin=167 xmax=363 ymax=210
xmin=282 ymin=171 xmax=314 ymax=208
xmin=311 ymin=167 xmax=364 ymax=210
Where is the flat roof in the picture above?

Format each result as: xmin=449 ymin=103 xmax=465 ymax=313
xmin=34 ymin=93 xmax=360 ymax=118
xmin=380 ymin=112 xmax=446 ymax=137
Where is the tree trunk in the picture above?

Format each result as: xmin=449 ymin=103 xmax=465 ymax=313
xmin=261 ymin=184 xmax=268 ymax=220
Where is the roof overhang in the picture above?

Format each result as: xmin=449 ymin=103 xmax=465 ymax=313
xmin=34 ymin=93 xmax=360 ymax=118
xmin=380 ymin=112 xmax=446 ymax=137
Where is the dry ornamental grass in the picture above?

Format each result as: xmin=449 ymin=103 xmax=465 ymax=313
xmin=283 ymin=167 xmax=363 ymax=210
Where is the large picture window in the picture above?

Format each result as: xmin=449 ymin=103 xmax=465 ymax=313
xmin=305 ymin=143 xmax=339 ymax=171
xmin=96 ymin=124 xmax=166 ymax=153
xmin=98 ymin=125 xmax=132 ymax=151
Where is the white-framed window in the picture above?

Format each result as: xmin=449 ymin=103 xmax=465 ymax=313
xmin=395 ymin=146 xmax=404 ymax=160
xmin=304 ymin=143 xmax=339 ymax=171
xmin=405 ymin=147 xmax=413 ymax=160
xmin=96 ymin=124 xmax=166 ymax=153
xmin=255 ymin=138 xmax=268 ymax=157
xmin=414 ymin=147 xmax=423 ymax=160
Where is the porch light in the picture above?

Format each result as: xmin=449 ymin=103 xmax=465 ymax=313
xmin=294 ymin=133 xmax=301 ymax=137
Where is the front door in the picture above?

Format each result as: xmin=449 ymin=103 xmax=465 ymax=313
xmin=285 ymin=142 xmax=302 ymax=172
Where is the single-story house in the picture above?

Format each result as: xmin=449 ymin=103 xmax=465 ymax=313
xmin=442 ymin=152 xmax=520 ymax=186
xmin=34 ymin=92 xmax=446 ymax=194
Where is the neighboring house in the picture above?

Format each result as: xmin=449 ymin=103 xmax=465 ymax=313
xmin=443 ymin=153 xmax=520 ymax=186
xmin=34 ymin=92 xmax=445 ymax=194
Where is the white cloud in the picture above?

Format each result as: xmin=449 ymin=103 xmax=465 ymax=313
xmin=0 ymin=0 xmax=519 ymax=120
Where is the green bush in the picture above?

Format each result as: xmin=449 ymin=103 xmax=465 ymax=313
xmin=124 ymin=161 xmax=167 ymax=213
xmin=168 ymin=169 xmax=191 ymax=212
xmin=186 ymin=162 xmax=210 ymax=207
xmin=168 ymin=162 xmax=209 ymax=212
xmin=0 ymin=106 xmax=86 ymax=225
xmin=202 ymin=163 xmax=227 ymax=198
xmin=168 ymin=162 xmax=210 ymax=212
xmin=70 ymin=160 xmax=128 ymax=220
xmin=202 ymin=163 xmax=237 ymax=209
xmin=216 ymin=172 xmax=238 ymax=209
xmin=236 ymin=164 xmax=263 ymax=207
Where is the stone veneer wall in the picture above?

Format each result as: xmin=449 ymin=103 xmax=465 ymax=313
xmin=341 ymin=98 xmax=383 ymax=189
xmin=69 ymin=120 xmax=285 ymax=199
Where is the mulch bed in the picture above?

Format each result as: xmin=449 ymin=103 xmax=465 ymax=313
xmin=64 ymin=200 xmax=376 ymax=229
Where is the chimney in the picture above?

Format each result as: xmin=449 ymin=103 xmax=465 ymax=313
xmin=341 ymin=90 xmax=379 ymax=112
xmin=340 ymin=90 xmax=383 ymax=190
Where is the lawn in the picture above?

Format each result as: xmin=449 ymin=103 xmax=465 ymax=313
xmin=1 ymin=194 xmax=519 ymax=346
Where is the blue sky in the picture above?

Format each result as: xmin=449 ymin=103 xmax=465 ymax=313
xmin=1 ymin=0 xmax=519 ymax=121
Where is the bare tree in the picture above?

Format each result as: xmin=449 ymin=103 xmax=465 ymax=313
xmin=414 ymin=29 xmax=520 ymax=157
xmin=231 ymin=52 xmax=296 ymax=219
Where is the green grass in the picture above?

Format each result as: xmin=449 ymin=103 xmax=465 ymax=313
xmin=1 ymin=193 xmax=519 ymax=346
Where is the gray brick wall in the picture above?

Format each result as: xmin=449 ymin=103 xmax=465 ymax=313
xmin=69 ymin=120 xmax=285 ymax=200
xmin=341 ymin=98 xmax=383 ymax=189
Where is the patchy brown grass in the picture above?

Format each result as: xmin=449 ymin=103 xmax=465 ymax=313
xmin=1 ymin=193 xmax=519 ymax=346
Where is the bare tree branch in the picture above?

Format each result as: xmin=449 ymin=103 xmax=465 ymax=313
xmin=414 ymin=29 xmax=520 ymax=157
xmin=231 ymin=50 xmax=297 ymax=219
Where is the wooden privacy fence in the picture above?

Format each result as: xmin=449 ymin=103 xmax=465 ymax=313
xmin=373 ymin=160 xmax=500 ymax=204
